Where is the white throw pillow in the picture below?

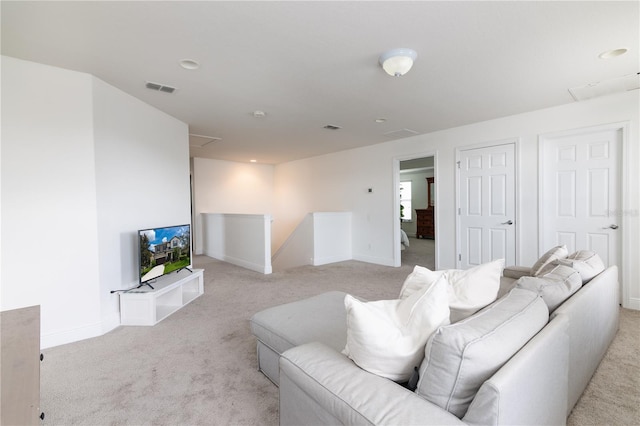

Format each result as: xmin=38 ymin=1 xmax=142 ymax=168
xmin=516 ymin=264 xmax=582 ymax=312
xmin=342 ymin=274 xmax=450 ymax=382
xmin=531 ymin=245 xmax=568 ymax=276
xmin=555 ymin=250 xmax=605 ymax=284
xmin=399 ymin=260 xmax=504 ymax=323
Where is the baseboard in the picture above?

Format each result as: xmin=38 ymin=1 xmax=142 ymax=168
xmin=206 ymin=251 xmax=272 ymax=274
xmin=41 ymin=320 xmax=104 ymax=349
xmin=312 ymin=254 xmax=351 ymax=266
xmin=624 ymin=297 xmax=640 ymax=310
xmin=352 ymin=253 xmax=395 ymax=267
xmin=102 ymin=311 xmax=121 ymax=334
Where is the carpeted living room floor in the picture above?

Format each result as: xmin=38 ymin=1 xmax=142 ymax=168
xmin=40 ymin=241 xmax=639 ymax=425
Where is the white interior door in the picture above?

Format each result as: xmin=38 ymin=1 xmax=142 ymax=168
xmin=540 ymin=128 xmax=621 ymax=267
xmin=458 ymin=143 xmax=516 ymax=268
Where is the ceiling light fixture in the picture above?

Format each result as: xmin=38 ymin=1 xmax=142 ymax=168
xmin=179 ymin=59 xmax=200 ymax=70
xmin=379 ymin=48 xmax=417 ymax=77
xmin=598 ymin=48 xmax=628 ymax=59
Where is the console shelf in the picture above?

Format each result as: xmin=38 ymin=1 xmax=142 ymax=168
xmin=119 ymin=268 xmax=204 ymax=326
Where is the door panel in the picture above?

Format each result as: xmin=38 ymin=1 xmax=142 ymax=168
xmin=541 ymin=128 xmax=620 ymax=267
xmin=458 ymin=143 xmax=516 ymax=268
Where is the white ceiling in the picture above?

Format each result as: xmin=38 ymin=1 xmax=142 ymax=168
xmin=2 ymin=1 xmax=638 ymax=165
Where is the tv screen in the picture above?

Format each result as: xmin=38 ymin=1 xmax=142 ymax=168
xmin=138 ymin=224 xmax=191 ymax=284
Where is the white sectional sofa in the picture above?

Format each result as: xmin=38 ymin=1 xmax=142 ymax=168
xmin=250 ymin=258 xmax=619 ymax=425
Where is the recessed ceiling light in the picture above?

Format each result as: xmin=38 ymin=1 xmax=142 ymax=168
xmin=375 ymin=118 xmax=387 ymax=123
xmin=250 ymin=159 xmax=257 ymax=163
xmin=598 ymin=48 xmax=628 ymax=59
xmin=179 ymin=59 xmax=200 ymax=70
xmin=253 ymin=110 xmax=266 ymax=118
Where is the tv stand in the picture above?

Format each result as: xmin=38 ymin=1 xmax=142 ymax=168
xmin=119 ymin=269 xmax=204 ymax=326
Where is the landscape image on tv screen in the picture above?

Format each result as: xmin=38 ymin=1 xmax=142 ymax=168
xmin=139 ymin=224 xmax=191 ymax=283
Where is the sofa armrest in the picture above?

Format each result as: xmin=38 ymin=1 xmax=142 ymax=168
xmin=503 ymin=265 xmax=533 ymax=279
xmin=280 ymin=342 xmax=465 ymax=426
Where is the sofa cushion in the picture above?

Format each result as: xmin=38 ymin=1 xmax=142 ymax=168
xmin=555 ymin=250 xmax=605 ymax=284
xmin=415 ymin=288 xmax=548 ymax=419
xmin=342 ymin=273 xmax=450 ymax=382
xmin=531 ymin=245 xmax=568 ymax=276
xmin=516 ymin=264 xmax=582 ymax=312
xmin=399 ymin=260 xmax=504 ymax=323
xmin=250 ymin=291 xmax=349 ymax=355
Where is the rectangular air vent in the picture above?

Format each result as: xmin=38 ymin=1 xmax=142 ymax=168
xmin=569 ymin=72 xmax=639 ymax=101
xmin=189 ymin=133 xmax=221 ymax=148
xmin=384 ymin=128 xmax=419 ymax=139
xmin=145 ymin=81 xmax=176 ymax=94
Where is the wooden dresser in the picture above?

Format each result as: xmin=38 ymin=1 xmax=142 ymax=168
xmin=415 ymin=177 xmax=435 ymax=239
xmin=415 ymin=208 xmax=434 ymax=239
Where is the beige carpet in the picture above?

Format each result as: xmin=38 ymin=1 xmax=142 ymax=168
xmin=40 ymin=255 xmax=638 ymax=425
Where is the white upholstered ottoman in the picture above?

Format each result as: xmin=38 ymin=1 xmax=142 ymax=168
xmin=249 ymin=291 xmax=348 ymax=385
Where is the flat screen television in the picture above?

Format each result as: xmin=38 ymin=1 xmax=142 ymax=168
xmin=138 ymin=224 xmax=191 ymax=286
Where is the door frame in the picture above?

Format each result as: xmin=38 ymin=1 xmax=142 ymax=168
xmin=539 ymin=121 xmax=631 ymax=308
xmin=393 ymin=151 xmax=438 ymax=268
xmin=455 ymin=138 xmax=520 ymax=268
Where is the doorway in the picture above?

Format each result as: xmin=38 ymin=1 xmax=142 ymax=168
xmin=396 ymin=155 xmax=436 ymax=269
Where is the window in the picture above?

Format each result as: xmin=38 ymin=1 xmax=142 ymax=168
xmin=400 ymin=181 xmax=412 ymax=221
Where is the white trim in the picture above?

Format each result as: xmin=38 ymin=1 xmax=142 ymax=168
xmin=538 ymin=121 xmax=630 ymax=308
xmin=455 ymin=138 xmax=519 ymax=268
xmin=393 ymin=151 xmax=438 ymax=268
xmin=41 ymin=321 xmax=104 ymax=350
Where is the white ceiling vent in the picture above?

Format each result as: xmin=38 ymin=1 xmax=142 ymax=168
xmin=569 ymin=72 xmax=639 ymax=101
xmin=189 ymin=133 xmax=221 ymax=148
xmin=145 ymin=81 xmax=177 ymax=94
xmin=384 ymin=128 xmax=419 ymax=139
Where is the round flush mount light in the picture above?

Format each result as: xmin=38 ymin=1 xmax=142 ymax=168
xmin=598 ymin=48 xmax=628 ymax=59
xmin=379 ymin=48 xmax=417 ymax=77
xmin=179 ymin=59 xmax=200 ymax=70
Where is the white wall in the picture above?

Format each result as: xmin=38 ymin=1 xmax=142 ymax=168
xmin=1 ymin=56 xmax=102 ymax=345
xmin=272 ymin=90 xmax=639 ymax=307
xmin=191 ymin=157 xmax=274 ymax=254
xmin=92 ymin=78 xmax=190 ymax=332
xmin=1 ymin=56 xmax=192 ymax=347
xmin=202 ymin=213 xmax=272 ymax=274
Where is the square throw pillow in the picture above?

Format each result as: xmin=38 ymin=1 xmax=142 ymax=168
xmin=515 ymin=264 xmax=582 ymax=312
xmin=343 ymin=274 xmax=450 ymax=382
xmin=531 ymin=245 xmax=568 ymax=276
xmin=415 ymin=288 xmax=549 ymax=419
xmin=555 ymin=250 xmax=605 ymax=284
xmin=399 ymin=260 xmax=504 ymax=323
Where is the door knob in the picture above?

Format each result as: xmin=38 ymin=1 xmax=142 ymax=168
xmin=604 ymin=224 xmax=619 ymax=230
xmin=502 ymin=220 xmax=513 ymax=225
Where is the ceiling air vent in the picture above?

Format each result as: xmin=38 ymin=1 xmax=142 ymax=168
xmin=569 ymin=72 xmax=639 ymax=101
xmin=145 ymin=81 xmax=177 ymax=94
xmin=384 ymin=128 xmax=419 ymax=139
xmin=323 ymin=124 xmax=342 ymax=130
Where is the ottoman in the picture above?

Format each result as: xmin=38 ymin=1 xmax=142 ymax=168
xmin=249 ymin=291 xmax=348 ymax=385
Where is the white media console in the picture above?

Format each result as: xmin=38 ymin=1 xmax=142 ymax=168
xmin=119 ymin=268 xmax=204 ymax=326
